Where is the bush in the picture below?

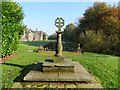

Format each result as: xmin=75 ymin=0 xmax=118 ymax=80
xmin=1 ymin=1 xmax=26 ymax=57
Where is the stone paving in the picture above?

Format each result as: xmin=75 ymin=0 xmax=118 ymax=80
xmin=12 ymin=81 xmax=102 ymax=88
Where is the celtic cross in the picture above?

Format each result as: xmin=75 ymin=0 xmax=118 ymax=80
xmin=55 ymin=17 xmax=64 ymax=31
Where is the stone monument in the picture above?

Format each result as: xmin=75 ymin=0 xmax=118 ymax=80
xmin=77 ymin=44 xmax=81 ymax=53
xmin=54 ymin=17 xmax=64 ymax=57
xmin=12 ymin=17 xmax=102 ymax=88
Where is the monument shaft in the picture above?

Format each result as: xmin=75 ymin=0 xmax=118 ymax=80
xmin=54 ymin=17 xmax=64 ymax=57
xmin=54 ymin=31 xmax=63 ymax=57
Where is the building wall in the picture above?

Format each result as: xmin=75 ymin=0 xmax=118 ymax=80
xmin=21 ymin=29 xmax=48 ymax=41
xmin=27 ymin=31 xmax=34 ymax=41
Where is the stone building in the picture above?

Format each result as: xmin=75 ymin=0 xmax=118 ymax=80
xmin=21 ymin=28 xmax=48 ymax=41
xmin=28 ymin=29 xmax=34 ymax=41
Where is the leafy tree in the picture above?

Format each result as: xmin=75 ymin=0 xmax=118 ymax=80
xmin=79 ymin=2 xmax=109 ymax=33
xmin=2 ymin=1 xmax=26 ymax=57
xmin=77 ymin=2 xmax=120 ymax=56
xmin=48 ymin=33 xmax=57 ymax=40
xmin=62 ymin=23 xmax=80 ymax=51
xmin=64 ymin=2 xmax=120 ymax=55
xmin=62 ymin=23 xmax=76 ymax=42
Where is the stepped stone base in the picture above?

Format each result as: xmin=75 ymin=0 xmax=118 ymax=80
xmin=43 ymin=58 xmax=74 ymax=72
xmin=12 ymin=58 xmax=102 ymax=88
xmin=24 ymin=60 xmax=92 ymax=82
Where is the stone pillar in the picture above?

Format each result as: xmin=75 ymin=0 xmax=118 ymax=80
xmin=54 ymin=17 xmax=64 ymax=59
xmin=77 ymin=44 xmax=81 ymax=53
xmin=54 ymin=31 xmax=63 ymax=57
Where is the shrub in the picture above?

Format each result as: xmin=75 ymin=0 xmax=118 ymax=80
xmin=1 ymin=1 xmax=26 ymax=57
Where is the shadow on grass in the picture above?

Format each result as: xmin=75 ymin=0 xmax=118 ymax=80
xmin=2 ymin=63 xmax=25 ymax=68
xmin=14 ymin=62 xmax=43 ymax=82
xmin=2 ymin=62 xmax=43 ymax=82
xmin=21 ymin=41 xmax=50 ymax=47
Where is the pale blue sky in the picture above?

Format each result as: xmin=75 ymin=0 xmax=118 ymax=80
xmin=19 ymin=2 xmax=118 ymax=35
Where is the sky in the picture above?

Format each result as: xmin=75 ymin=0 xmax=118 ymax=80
xmin=18 ymin=2 xmax=119 ymax=35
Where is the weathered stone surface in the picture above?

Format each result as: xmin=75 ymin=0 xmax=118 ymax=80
xmin=77 ymin=44 xmax=81 ymax=53
xmin=11 ymin=82 xmax=23 ymax=88
xmin=12 ymin=82 xmax=102 ymax=88
xmin=54 ymin=31 xmax=63 ymax=57
xmin=57 ymin=82 xmax=65 ymax=88
xmin=24 ymin=60 xmax=93 ymax=82
xmin=57 ymin=62 xmax=93 ymax=82
xmin=24 ymin=71 xmax=58 ymax=81
xmin=27 ymin=30 xmax=33 ymax=41
xmin=53 ymin=56 xmax=64 ymax=63
xmin=65 ymin=83 xmax=77 ymax=88
xmin=43 ymin=58 xmax=75 ymax=72
xmin=54 ymin=17 xmax=64 ymax=58
xmin=76 ymin=83 xmax=102 ymax=88
xmin=49 ymin=83 xmax=58 ymax=88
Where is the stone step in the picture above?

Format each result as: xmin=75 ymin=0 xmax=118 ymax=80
xmin=12 ymin=82 xmax=102 ymax=88
xmin=12 ymin=60 xmax=102 ymax=88
xmin=24 ymin=61 xmax=93 ymax=83
xmin=43 ymin=58 xmax=75 ymax=72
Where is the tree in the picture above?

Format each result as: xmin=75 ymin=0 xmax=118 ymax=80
xmin=2 ymin=1 xmax=26 ymax=57
xmin=77 ymin=2 xmax=120 ymax=56
xmin=62 ymin=23 xmax=76 ymax=42
xmin=62 ymin=23 xmax=80 ymax=51
xmin=79 ymin=2 xmax=109 ymax=33
xmin=48 ymin=33 xmax=57 ymax=40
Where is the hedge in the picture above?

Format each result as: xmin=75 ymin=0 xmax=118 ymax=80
xmin=1 ymin=1 xmax=26 ymax=57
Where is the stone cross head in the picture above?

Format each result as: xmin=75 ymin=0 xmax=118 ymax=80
xmin=55 ymin=17 xmax=64 ymax=31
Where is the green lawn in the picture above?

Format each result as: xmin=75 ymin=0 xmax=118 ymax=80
xmin=1 ymin=41 xmax=119 ymax=88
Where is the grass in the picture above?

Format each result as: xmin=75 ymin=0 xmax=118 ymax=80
xmin=1 ymin=41 xmax=119 ymax=88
